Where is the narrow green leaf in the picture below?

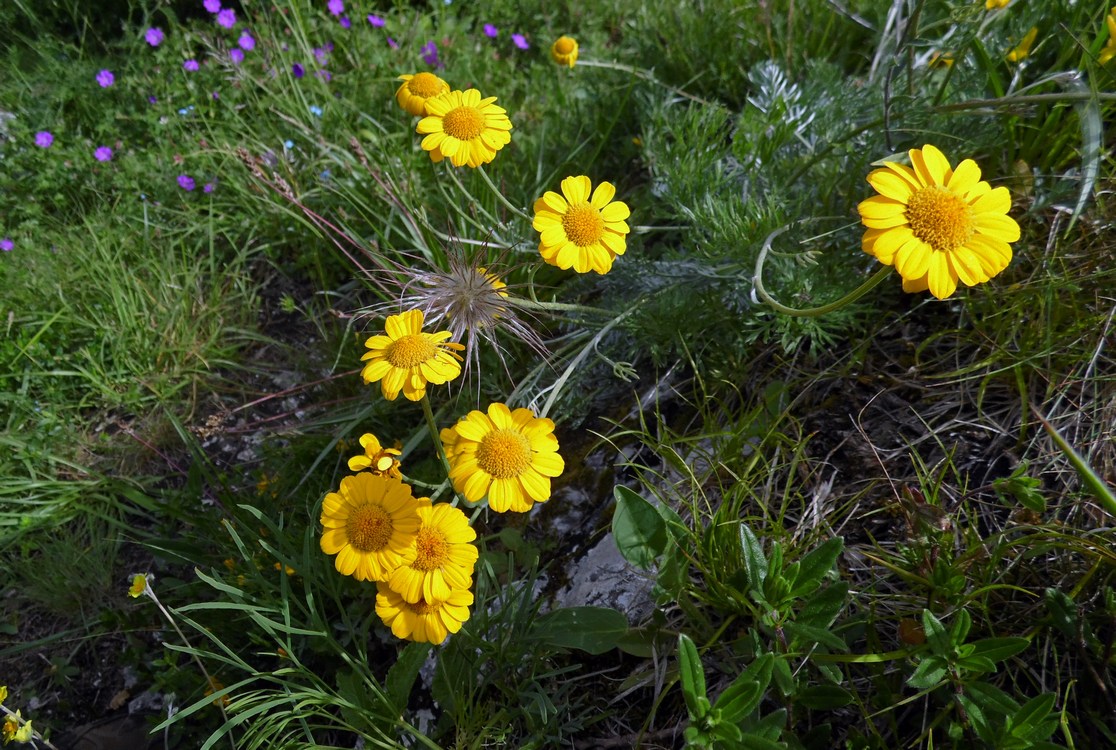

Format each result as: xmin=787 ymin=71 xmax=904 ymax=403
xmin=739 ymin=523 xmax=768 ymax=590
xmin=784 ymin=621 xmax=849 ymax=652
xmin=796 ymin=684 xmax=854 ymax=709
xmin=967 ymin=637 xmax=1030 ymax=664
xmin=739 ymin=732 xmax=786 ymax=750
xmin=678 ymin=633 xmax=707 ymax=717
xmin=385 ymin=642 xmax=432 ymax=713
xmin=907 ymin=657 xmax=948 ymax=689
xmin=712 ymin=676 xmax=762 ymax=723
xmin=797 ymin=583 xmax=848 ymax=629
xmin=531 ymin=606 xmax=628 ymax=655
xmin=922 ymin=609 xmax=951 ymax=655
xmin=951 ymin=608 xmax=972 ymax=644
xmin=1044 ymin=588 xmax=1078 ymax=639
xmin=612 ymin=485 xmax=668 ymax=569
xmin=1008 ymin=693 xmax=1058 ymax=740
xmin=964 ymin=681 xmax=1020 ymax=717
xmin=790 ymin=537 xmax=843 ymax=595
xmin=711 ymin=721 xmax=744 ymax=743
xmin=1035 ymin=408 xmax=1116 ymax=515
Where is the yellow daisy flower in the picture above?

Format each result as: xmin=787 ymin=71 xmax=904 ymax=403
xmin=387 ymin=503 xmax=479 ymax=603
xmin=857 ymin=144 xmax=1020 ymax=300
xmin=395 ymin=72 xmax=451 ymax=117
xmin=533 ymin=175 xmax=631 ymax=274
xmin=443 ymin=402 xmax=565 ymax=513
xmin=360 ymin=309 xmax=464 ymax=401
xmin=1 ymin=712 xmax=32 ymax=743
xmin=128 ymin=573 xmax=149 ymax=598
xmin=416 ymin=89 xmax=513 ymax=168
xmin=1006 ymin=27 xmax=1038 ymax=63
xmin=319 ymin=473 xmax=422 ymax=581
xmin=375 ymin=581 xmax=473 ymax=644
xmin=551 ymin=36 xmax=579 ymax=68
xmin=348 ymin=432 xmax=403 ymax=477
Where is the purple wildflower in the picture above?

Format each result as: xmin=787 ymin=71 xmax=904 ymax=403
xmin=212 ymin=90 xmax=219 ymax=99
xmin=315 ymin=70 xmax=332 ymax=81
xmin=204 ymin=181 xmax=217 ymax=193
xmin=238 ymin=31 xmax=255 ymax=50
xmin=0 ymin=238 xmax=13 ymax=252
xmin=203 ymin=0 xmax=221 ymax=12
xmin=327 ymin=0 xmax=344 ymax=16
xmin=387 ymin=37 xmax=398 ymax=49
xmin=96 ymin=69 xmax=115 ymax=87
xmin=94 ymin=146 xmax=113 ymax=162
xmin=148 ymin=95 xmax=157 ymax=104
xmin=184 ymin=59 xmax=200 ymax=71
xmin=483 ymin=23 xmax=498 ymax=38
xmin=292 ymin=62 xmax=305 ymax=78
xmin=230 ymin=48 xmax=245 ymax=64
xmin=368 ymin=14 xmax=384 ymax=27
xmin=216 ymin=8 xmax=236 ymax=28
xmin=421 ymin=40 xmax=440 ymax=67
xmin=35 ymin=131 xmax=54 ymax=148
xmin=312 ymin=47 xmax=328 ymax=63
xmin=145 ymin=27 xmax=165 ymax=46
xmin=178 ymin=174 xmax=196 ymax=191
xmin=512 ymin=33 xmax=529 ymax=50
xmin=340 ymin=16 xmax=350 ymax=29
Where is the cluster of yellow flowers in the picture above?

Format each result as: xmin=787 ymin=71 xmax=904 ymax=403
xmin=319 ymin=307 xmax=564 ymax=643
xmin=393 ymin=44 xmax=632 ymax=276
xmin=1101 ymin=7 xmax=1116 ymax=65
xmin=0 ymin=687 xmax=34 ymax=745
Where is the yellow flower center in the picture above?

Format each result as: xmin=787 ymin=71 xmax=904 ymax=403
xmin=555 ymin=37 xmax=576 ymax=55
xmin=346 ymin=503 xmax=394 ymax=552
xmin=411 ymin=526 xmax=450 ymax=571
xmin=408 ymin=72 xmax=443 ymax=98
xmin=387 ymin=333 xmax=436 ymax=368
xmin=406 ymin=599 xmax=438 ymax=615
xmin=906 ymin=185 xmax=974 ymax=253
xmin=562 ymin=203 xmax=605 ymax=247
xmin=475 ymin=428 xmax=532 ymax=479
xmin=442 ymin=105 xmax=485 ymax=141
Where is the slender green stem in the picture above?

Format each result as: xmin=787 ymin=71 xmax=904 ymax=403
xmin=420 ymin=395 xmax=459 ymax=506
xmin=476 ymin=165 xmax=533 ymax=224
xmin=576 ymin=59 xmax=713 ymax=105
xmin=752 ymin=225 xmax=894 ymax=317
xmin=513 ymin=297 xmax=614 ymax=317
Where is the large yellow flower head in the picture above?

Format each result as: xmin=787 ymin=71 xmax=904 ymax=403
xmin=533 ymin=175 xmax=631 ymax=274
xmin=348 ymin=432 xmax=402 ymax=477
xmin=551 ymin=36 xmax=579 ymax=68
xmin=360 ymin=309 xmax=464 ymax=401
xmin=396 ymin=72 xmax=450 ymax=117
xmin=1100 ymin=9 xmax=1116 ymax=65
xmin=443 ymin=402 xmax=565 ymax=513
xmin=857 ymin=144 xmax=1020 ymax=300
xmin=319 ymin=473 xmax=422 ymax=581
xmin=416 ymin=89 xmax=513 ymax=168
xmin=375 ymin=581 xmax=473 ymax=643
xmin=387 ymin=503 xmax=478 ymax=603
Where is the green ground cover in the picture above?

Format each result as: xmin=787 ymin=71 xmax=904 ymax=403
xmin=1 ymin=0 xmax=1115 ymax=747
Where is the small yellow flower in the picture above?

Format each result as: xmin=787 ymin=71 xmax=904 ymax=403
xmin=550 ymin=36 xmax=579 ymax=68
xmin=395 ymin=72 xmax=451 ymax=117
xmin=1 ymin=712 xmax=32 ymax=743
xmin=416 ymin=89 xmax=513 ymax=168
xmin=273 ymin=562 xmax=296 ymax=576
xmin=348 ymin=432 xmax=403 ymax=476
xmin=1006 ymin=26 xmax=1038 ymax=63
xmin=984 ymin=0 xmax=1010 ymax=9
xmin=375 ymin=581 xmax=473 ymax=643
xmin=255 ymin=473 xmax=278 ymax=498
xmin=1099 ymin=9 xmax=1116 ymax=65
xmin=443 ymin=402 xmax=565 ymax=513
xmin=204 ymin=678 xmax=230 ymax=708
xmin=857 ymin=144 xmax=1020 ymax=300
xmin=0 ymin=685 xmax=7 ymax=704
xmin=128 ymin=573 xmax=149 ymax=599
xmin=319 ymin=473 xmax=422 ymax=581
xmin=928 ymin=51 xmax=954 ymax=69
xmin=360 ymin=309 xmax=464 ymax=401
xmin=533 ymin=175 xmax=631 ymax=274
xmin=387 ymin=503 xmax=479 ymax=604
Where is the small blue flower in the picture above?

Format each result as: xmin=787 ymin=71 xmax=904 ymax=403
xmin=309 ymin=105 xmax=323 ymax=117
xmin=284 ymin=139 xmax=294 ymax=149
xmin=320 ymin=169 xmax=332 ymax=180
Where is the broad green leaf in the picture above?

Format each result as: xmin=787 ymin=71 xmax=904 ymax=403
xmin=967 ymin=637 xmax=1030 ymax=664
xmin=1008 ymin=693 xmax=1058 ymax=740
xmin=385 ymin=641 xmax=431 ymax=713
xmin=907 ymin=656 xmax=948 ymax=689
xmin=796 ymin=685 xmax=854 ymax=709
xmin=950 ymin=608 xmax=972 ymax=643
xmin=616 ymin=627 xmax=656 ymax=658
xmin=612 ymin=485 xmax=668 ymax=569
xmin=741 ymin=652 xmax=775 ymax=697
xmin=964 ymin=680 xmax=1020 ymax=717
xmin=771 ymin=655 xmax=794 ymax=697
xmin=797 ymin=583 xmax=848 ymax=629
xmin=739 ymin=523 xmax=768 ymax=590
xmin=678 ymin=633 xmax=707 ymax=717
xmin=739 ymin=734 xmax=786 ymax=750
xmin=531 ymin=606 xmax=628 ymax=655
xmin=784 ymin=621 xmax=848 ymax=652
xmin=750 ymin=708 xmax=787 ymax=740
xmin=713 ymin=676 xmax=762 ymax=723
xmin=711 ymin=721 xmax=744 ymax=743
xmin=789 ymin=537 xmax=843 ymax=596
xmin=957 ymin=694 xmax=996 ymax=744
xmin=922 ymin=609 xmax=951 ymax=656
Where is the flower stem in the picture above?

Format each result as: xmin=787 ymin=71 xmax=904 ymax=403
xmin=752 ymin=225 xmax=894 ymax=317
xmin=576 ymin=59 xmax=713 ymax=105
xmin=420 ymin=395 xmax=458 ymax=505
xmin=476 ymin=165 xmax=533 ymax=224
